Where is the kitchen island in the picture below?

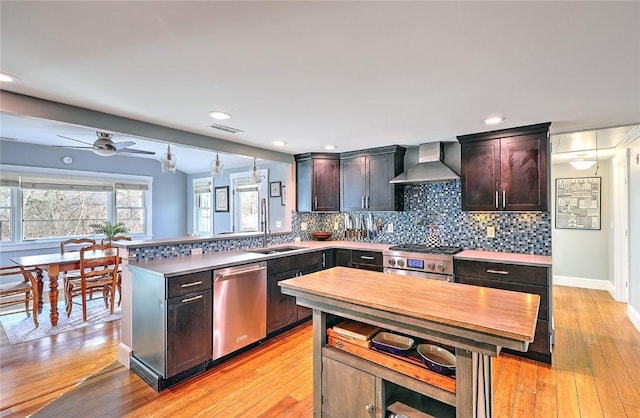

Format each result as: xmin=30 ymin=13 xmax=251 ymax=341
xmin=280 ymin=266 xmax=540 ymax=418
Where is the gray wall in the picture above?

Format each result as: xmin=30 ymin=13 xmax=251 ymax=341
xmin=629 ymin=141 xmax=640 ymax=318
xmin=551 ymin=160 xmax=611 ymax=282
xmin=0 ymin=139 xmax=187 ymax=241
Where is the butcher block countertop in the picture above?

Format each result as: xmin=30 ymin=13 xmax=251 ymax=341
xmin=280 ymin=266 xmax=540 ymax=346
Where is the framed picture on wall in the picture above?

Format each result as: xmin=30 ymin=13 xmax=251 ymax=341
xmin=555 ymin=177 xmax=601 ymax=230
xmin=269 ymin=181 xmax=281 ymax=197
xmin=215 ymin=186 xmax=229 ymax=212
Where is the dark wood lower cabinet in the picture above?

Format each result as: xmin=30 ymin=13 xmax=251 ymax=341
xmin=454 ymin=259 xmax=553 ymax=364
xmin=267 ymin=252 xmax=324 ymax=335
xmin=167 ymin=289 xmax=212 ymax=377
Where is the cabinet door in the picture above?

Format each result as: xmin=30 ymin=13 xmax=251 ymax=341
xmin=313 ymin=158 xmax=340 ymax=211
xmin=460 ymin=139 xmax=501 ymax=211
xmin=322 ymin=356 xmax=377 ymax=418
xmin=166 ymin=289 xmax=212 ymax=377
xmin=266 ymin=269 xmax=298 ymax=334
xmin=335 ymin=249 xmax=352 ymax=267
xmin=295 ymin=158 xmax=312 ymax=212
xmin=367 ymin=153 xmax=399 ymax=211
xmin=501 ymin=134 xmax=548 ymax=211
xmin=341 ymin=156 xmax=367 ymax=211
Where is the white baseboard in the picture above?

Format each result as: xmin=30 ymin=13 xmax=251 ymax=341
xmin=553 ymin=275 xmax=615 ymax=297
xmin=118 ymin=342 xmax=131 ymax=369
xmin=629 ymin=305 xmax=640 ymax=333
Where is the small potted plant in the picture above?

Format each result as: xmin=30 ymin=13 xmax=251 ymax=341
xmin=90 ymin=221 xmax=130 ymax=242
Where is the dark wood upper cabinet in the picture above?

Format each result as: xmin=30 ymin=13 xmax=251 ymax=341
xmin=457 ymin=122 xmax=550 ymax=211
xmin=340 ymin=145 xmax=405 ymax=211
xmin=294 ymin=153 xmax=340 ymax=212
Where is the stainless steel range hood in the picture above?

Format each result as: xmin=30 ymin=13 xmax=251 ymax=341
xmin=390 ymin=142 xmax=460 ymax=184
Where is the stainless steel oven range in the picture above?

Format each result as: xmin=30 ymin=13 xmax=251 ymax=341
xmin=382 ymin=244 xmax=463 ymax=281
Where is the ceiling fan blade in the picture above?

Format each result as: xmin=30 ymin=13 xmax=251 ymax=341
xmin=50 ymin=145 xmax=94 ymax=150
xmin=112 ymin=141 xmax=136 ymax=150
xmin=116 ymin=148 xmax=156 ymax=155
xmin=56 ymin=135 xmax=95 ymax=147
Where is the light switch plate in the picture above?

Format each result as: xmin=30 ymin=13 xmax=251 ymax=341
xmin=301 ymin=222 xmax=308 ymax=231
xmin=334 ymin=222 xmax=339 ymax=230
xmin=486 ymin=226 xmax=496 ymax=238
xmin=191 ymin=248 xmax=203 ymax=255
xmin=387 ymin=223 xmax=394 ymax=233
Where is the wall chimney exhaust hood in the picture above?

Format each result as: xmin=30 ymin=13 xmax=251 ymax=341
xmin=390 ymin=142 xmax=460 ymax=184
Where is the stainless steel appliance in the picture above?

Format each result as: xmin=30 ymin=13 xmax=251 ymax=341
xmin=213 ymin=262 xmax=267 ymax=360
xmin=382 ymin=245 xmax=463 ymax=281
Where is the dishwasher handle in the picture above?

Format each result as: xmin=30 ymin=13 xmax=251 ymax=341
xmin=214 ymin=263 xmax=266 ymax=282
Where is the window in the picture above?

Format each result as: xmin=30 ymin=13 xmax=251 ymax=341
xmin=230 ymin=169 xmax=268 ymax=233
xmin=23 ymin=189 xmax=108 ymax=239
xmin=115 ymin=183 xmax=147 ymax=234
xmin=193 ymin=180 xmax=212 ymax=234
xmin=0 ymin=186 xmax=11 ymax=242
xmin=0 ymin=167 xmax=150 ymax=243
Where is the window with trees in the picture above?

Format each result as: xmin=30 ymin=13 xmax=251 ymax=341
xmin=0 ymin=170 xmax=149 ymax=243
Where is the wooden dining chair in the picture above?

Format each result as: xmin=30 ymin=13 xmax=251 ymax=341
xmin=64 ymin=244 xmax=119 ymax=321
xmin=60 ymin=238 xmax=96 ymax=300
xmin=100 ymin=235 xmax=131 ymax=306
xmin=0 ymin=265 xmax=40 ymax=327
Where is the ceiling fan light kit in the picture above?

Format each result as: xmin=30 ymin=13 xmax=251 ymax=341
xmin=57 ymin=131 xmax=155 ymax=157
xmin=160 ymin=144 xmax=177 ymax=173
xmin=569 ymin=159 xmax=596 ymax=171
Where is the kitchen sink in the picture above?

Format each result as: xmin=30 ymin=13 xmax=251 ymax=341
xmin=245 ymin=246 xmax=307 ymax=255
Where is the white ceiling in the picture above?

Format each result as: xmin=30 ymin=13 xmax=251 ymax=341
xmin=1 ymin=1 xmax=639 ymax=173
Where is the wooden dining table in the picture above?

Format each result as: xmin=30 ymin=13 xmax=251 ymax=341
xmin=11 ymin=250 xmax=117 ymax=326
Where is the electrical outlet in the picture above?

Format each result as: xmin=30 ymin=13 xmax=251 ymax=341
xmin=334 ymin=222 xmax=339 ymax=230
xmin=387 ymin=223 xmax=394 ymax=233
xmin=301 ymin=222 xmax=308 ymax=231
xmin=191 ymin=248 xmax=203 ymax=255
xmin=275 ymin=220 xmax=282 ymax=228
xmin=486 ymin=226 xmax=496 ymax=238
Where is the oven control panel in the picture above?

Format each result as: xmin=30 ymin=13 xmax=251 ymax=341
xmin=384 ymin=255 xmax=451 ymax=275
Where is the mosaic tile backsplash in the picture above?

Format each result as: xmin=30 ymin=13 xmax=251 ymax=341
xmin=293 ymin=180 xmax=551 ymax=255
xmin=128 ymin=180 xmax=551 ymax=261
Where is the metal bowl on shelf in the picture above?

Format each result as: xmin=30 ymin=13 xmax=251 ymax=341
xmin=416 ymin=344 xmax=456 ymax=375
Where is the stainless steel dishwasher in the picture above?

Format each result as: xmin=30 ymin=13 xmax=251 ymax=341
xmin=212 ymin=261 xmax=267 ymax=360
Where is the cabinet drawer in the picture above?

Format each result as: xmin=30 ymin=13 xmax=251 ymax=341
xmin=268 ymin=252 xmax=323 ymax=274
xmin=454 ymin=259 xmax=548 ymax=286
xmin=167 ymin=270 xmax=212 ymax=299
xmin=351 ymin=250 xmax=382 ymax=267
xmin=455 ymin=275 xmax=548 ymax=320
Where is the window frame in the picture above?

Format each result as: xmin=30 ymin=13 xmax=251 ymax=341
xmin=0 ymin=164 xmax=152 ymax=250
xmin=192 ymin=178 xmax=213 ymax=235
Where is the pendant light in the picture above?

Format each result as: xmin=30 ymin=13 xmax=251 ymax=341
xmin=160 ymin=144 xmax=177 ymax=173
xmin=249 ymin=158 xmax=261 ymax=183
xmin=210 ymin=152 xmax=224 ymax=177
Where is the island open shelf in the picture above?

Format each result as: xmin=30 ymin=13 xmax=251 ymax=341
xmin=279 ymin=267 xmax=539 ymax=418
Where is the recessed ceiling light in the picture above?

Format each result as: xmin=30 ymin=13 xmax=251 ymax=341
xmin=209 ymin=111 xmax=232 ymax=120
xmin=484 ymin=116 xmax=505 ymax=125
xmin=0 ymin=72 xmax=19 ymax=83
xmin=324 ymin=145 xmax=337 ymax=150
xmin=273 ymin=141 xmax=287 ymax=146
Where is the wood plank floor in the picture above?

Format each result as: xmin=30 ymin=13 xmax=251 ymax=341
xmin=1 ymin=285 xmax=639 ymax=417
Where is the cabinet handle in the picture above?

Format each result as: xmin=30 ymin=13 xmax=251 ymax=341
xmin=322 ymin=252 xmax=326 ymax=268
xmin=181 ymin=294 xmax=203 ymax=303
xmin=495 ymin=190 xmax=499 ymax=209
xmin=360 ymin=255 xmax=375 ymax=260
xmin=365 ymin=403 xmax=374 ymax=414
xmin=361 ymin=196 xmax=365 ymax=209
xmin=366 ymin=195 xmax=370 ymax=209
xmin=181 ymin=280 xmax=203 ymax=288
xmin=486 ymin=269 xmax=509 ymax=275
xmin=502 ymin=190 xmax=506 ymax=209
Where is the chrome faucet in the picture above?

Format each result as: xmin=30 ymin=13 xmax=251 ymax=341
xmin=261 ymin=197 xmax=269 ymax=247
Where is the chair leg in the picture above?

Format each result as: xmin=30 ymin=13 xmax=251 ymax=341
xmin=31 ymin=291 xmax=39 ymax=328
xmin=65 ymin=282 xmax=74 ymax=318
xmin=24 ymin=291 xmax=31 ymax=318
xmin=117 ymin=275 xmax=122 ymax=307
xmin=82 ymin=291 xmax=88 ymax=321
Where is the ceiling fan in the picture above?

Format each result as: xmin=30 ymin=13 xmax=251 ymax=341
xmin=56 ymin=131 xmax=155 ymax=157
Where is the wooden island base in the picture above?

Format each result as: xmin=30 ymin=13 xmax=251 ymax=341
xmin=280 ymin=267 xmax=539 ymax=418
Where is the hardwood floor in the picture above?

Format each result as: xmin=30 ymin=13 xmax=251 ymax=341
xmin=1 ymin=286 xmax=639 ymax=417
